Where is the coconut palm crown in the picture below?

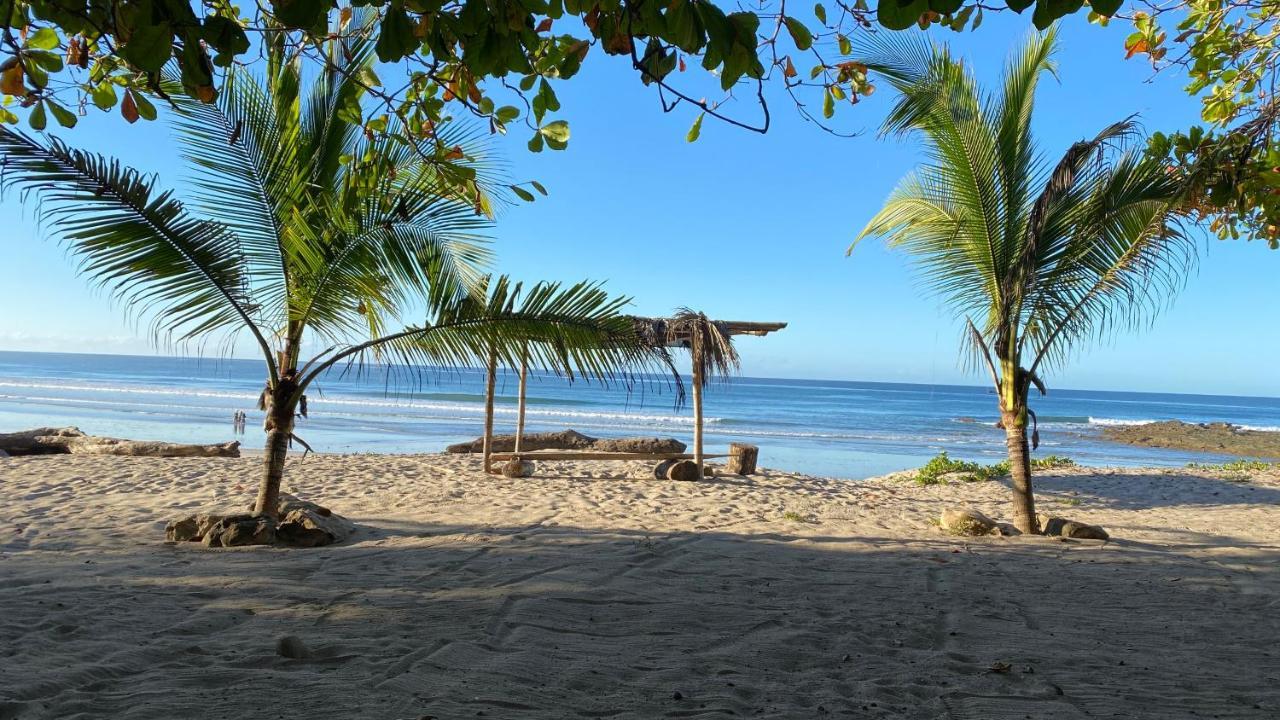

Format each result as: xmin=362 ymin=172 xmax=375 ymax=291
xmin=0 ymin=30 xmax=659 ymax=518
xmin=850 ymin=29 xmax=1194 ymax=533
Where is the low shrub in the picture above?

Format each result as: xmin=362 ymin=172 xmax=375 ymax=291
xmin=915 ymin=452 xmax=1077 ymax=485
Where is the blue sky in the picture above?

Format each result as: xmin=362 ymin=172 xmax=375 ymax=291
xmin=1 ymin=13 xmax=1275 ymax=397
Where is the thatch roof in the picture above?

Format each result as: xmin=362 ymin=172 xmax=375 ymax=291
xmin=630 ymin=316 xmax=787 ymax=349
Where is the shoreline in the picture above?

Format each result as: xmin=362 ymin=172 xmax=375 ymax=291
xmin=2 ymin=452 xmax=1278 ymax=717
xmin=5 ymin=349 xmax=1280 ymax=479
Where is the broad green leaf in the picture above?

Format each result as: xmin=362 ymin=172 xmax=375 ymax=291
xmin=130 ymin=90 xmax=157 ymax=121
xmin=273 ymin=0 xmax=329 ymax=31
xmin=528 ymin=131 xmax=545 ymax=152
xmin=814 ymin=3 xmax=828 ymax=23
xmin=25 ymin=63 xmax=48 ymax=89
xmin=202 ymin=16 xmax=250 ymax=55
xmin=357 ymin=67 xmax=382 ymax=88
xmin=784 ymin=17 xmax=813 ymax=51
xmin=47 ymin=98 xmax=76 ymax=128
xmin=530 ymin=180 xmax=548 ymax=195
xmin=1090 ymin=0 xmax=1121 ymax=15
xmin=375 ymin=7 xmax=417 ymax=63
xmin=511 ymin=185 xmax=536 ymax=202
xmin=539 ymin=120 xmax=570 ymax=143
xmin=25 ymin=28 xmax=59 ymax=50
xmin=878 ymin=0 xmax=929 ymax=30
xmin=119 ymin=24 xmax=173 ymax=72
xmin=822 ymin=89 xmax=834 ymax=118
xmin=687 ymin=112 xmax=704 ymax=142
xmin=29 ymin=101 xmax=47 ymax=130
xmin=26 ymin=50 xmax=64 ymax=73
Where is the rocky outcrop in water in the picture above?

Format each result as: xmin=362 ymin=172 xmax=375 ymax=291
xmin=445 ymin=429 xmax=686 ymax=455
xmin=1101 ymin=420 xmax=1280 ymax=458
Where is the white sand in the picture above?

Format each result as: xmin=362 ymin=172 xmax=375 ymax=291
xmin=1 ymin=454 xmax=1278 ymax=719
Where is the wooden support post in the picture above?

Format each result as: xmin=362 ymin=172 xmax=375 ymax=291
xmin=482 ymin=346 xmax=498 ymax=474
xmin=727 ymin=443 xmax=759 ymax=475
xmin=691 ymin=335 xmax=704 ymax=480
xmin=515 ymin=345 xmax=528 ymax=455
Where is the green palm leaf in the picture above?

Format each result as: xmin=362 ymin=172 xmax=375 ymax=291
xmin=0 ymin=127 xmax=271 ymax=357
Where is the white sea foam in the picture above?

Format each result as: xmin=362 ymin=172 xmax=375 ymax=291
xmin=0 ymin=381 xmax=715 ymax=426
xmin=1087 ymin=417 xmax=1158 ymax=427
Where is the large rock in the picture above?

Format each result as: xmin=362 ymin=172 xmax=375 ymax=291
xmin=166 ymin=512 xmax=236 ymax=542
xmin=264 ymin=493 xmax=332 ymax=518
xmin=203 ymin=514 xmax=276 ymax=547
xmin=165 ymin=515 xmax=201 ymax=542
xmin=169 ymin=498 xmax=352 ymax=548
xmin=445 ymin=429 xmax=686 ymax=455
xmin=939 ymin=508 xmax=998 ymax=536
xmin=592 ymin=437 xmax=688 ymax=453
xmin=1039 ymin=514 xmax=1110 ymax=540
xmin=446 ymin=429 xmax=595 ymax=454
xmin=276 ymin=508 xmax=354 ymax=548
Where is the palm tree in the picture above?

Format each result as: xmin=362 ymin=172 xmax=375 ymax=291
xmin=468 ymin=276 xmax=681 ymax=473
xmin=0 ymin=32 xmax=655 ymax=521
xmin=850 ymin=30 xmax=1193 ymax=533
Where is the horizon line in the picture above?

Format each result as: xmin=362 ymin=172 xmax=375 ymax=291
xmin=1 ymin=348 xmax=1277 ymax=403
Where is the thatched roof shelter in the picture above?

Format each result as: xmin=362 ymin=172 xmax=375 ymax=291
xmin=479 ymin=308 xmax=785 ymax=479
xmin=629 ymin=311 xmax=787 ymax=479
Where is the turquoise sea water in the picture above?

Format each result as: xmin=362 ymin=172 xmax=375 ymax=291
xmin=1 ymin=350 xmax=1277 ymax=478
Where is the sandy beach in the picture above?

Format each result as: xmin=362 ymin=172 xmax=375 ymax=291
xmin=2 ymin=453 xmax=1278 ymax=719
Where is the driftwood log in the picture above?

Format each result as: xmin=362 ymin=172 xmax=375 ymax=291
xmin=0 ymin=427 xmax=240 ymax=458
xmin=447 ymin=429 xmax=686 ymax=455
xmin=727 ymin=443 xmax=759 ymax=475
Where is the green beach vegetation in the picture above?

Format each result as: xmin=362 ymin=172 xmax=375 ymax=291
xmin=851 ymin=30 xmax=1193 ymax=533
xmin=0 ymin=32 xmax=662 ymax=518
xmin=914 ymin=452 xmax=1075 ymax=485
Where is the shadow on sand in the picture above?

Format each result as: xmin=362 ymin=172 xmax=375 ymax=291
xmin=2 ymin=513 xmax=1278 ymax=720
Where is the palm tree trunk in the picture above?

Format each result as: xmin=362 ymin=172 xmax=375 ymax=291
xmin=254 ymin=383 xmax=295 ymax=518
xmin=1002 ymin=406 xmax=1038 ymax=534
xmin=482 ymin=347 xmax=498 ymax=474
xmin=256 ymin=427 xmax=289 ymax=518
xmin=515 ymin=346 xmax=528 ymax=454
xmin=691 ymin=337 xmax=704 ymax=480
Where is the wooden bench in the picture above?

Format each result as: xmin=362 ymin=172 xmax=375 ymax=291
xmin=488 ymin=443 xmax=759 ymax=479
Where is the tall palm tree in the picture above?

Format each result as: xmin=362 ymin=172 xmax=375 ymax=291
xmin=850 ymin=30 xmax=1193 ymax=533
xmin=0 ymin=31 xmax=655 ymax=521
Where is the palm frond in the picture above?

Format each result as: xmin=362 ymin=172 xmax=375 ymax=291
xmin=297 ymin=276 xmax=682 ymax=402
xmin=0 ymin=127 xmax=272 ymax=360
xmin=1026 ymin=153 xmax=1194 ymax=373
xmin=167 ymin=65 xmax=304 ymax=307
xmin=855 ymin=30 xmax=1190 ymax=391
xmin=664 ymin=309 xmax=741 ymax=387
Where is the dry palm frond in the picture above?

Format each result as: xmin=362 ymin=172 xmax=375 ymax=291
xmin=663 ymin=308 xmax=741 ymax=387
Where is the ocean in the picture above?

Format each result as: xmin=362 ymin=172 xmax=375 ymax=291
xmin=1 ymin=350 xmax=1277 ymax=478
